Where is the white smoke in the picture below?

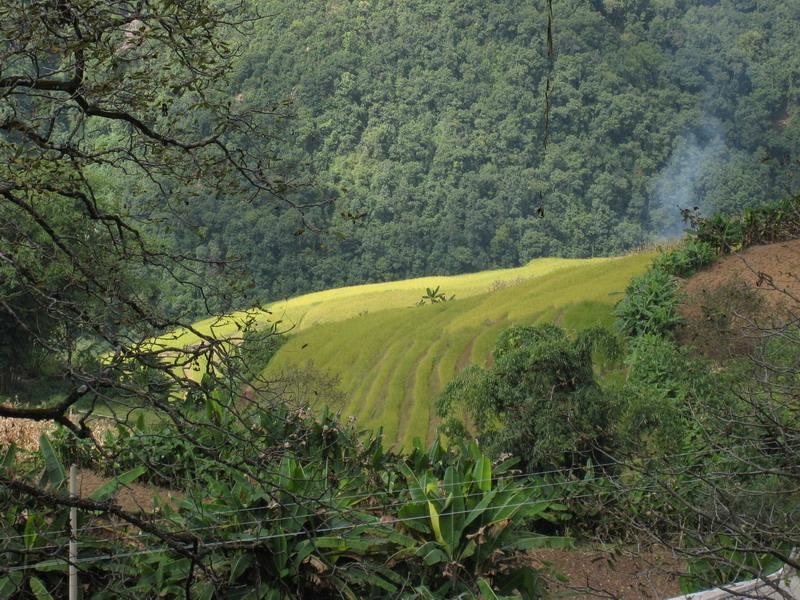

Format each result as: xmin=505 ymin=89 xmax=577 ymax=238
xmin=649 ymin=118 xmax=727 ymax=238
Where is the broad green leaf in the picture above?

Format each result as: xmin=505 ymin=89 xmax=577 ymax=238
xmin=39 ymin=435 xmax=66 ymax=489
xmin=427 ymin=500 xmax=444 ymax=549
xmin=492 ymin=456 xmax=520 ymax=476
xmin=0 ymin=573 xmax=23 ymax=600
xmin=88 ymin=466 xmax=147 ymax=501
xmin=28 ymin=577 xmax=54 ymax=600
xmin=24 ymin=513 xmax=38 ymax=550
xmin=477 ymin=578 xmax=500 ymax=599
xmin=229 ymin=553 xmax=252 ymax=583
xmin=517 ymin=499 xmax=551 ymax=519
xmin=473 ymin=456 xmax=492 ymax=492
xmin=368 ymin=563 xmax=407 ymax=585
xmin=278 ymin=455 xmax=294 ymax=489
xmin=491 ymin=488 xmax=530 ymax=523
xmin=31 ymin=561 xmax=68 ymax=574
xmin=400 ymin=463 xmax=429 ymax=503
xmin=427 ymin=436 xmax=442 ymax=463
xmin=507 ymin=534 xmax=574 ymax=550
xmin=463 ymin=490 xmax=497 ymax=528
xmin=293 ymin=540 xmax=316 ymax=572
xmin=397 ymin=502 xmax=431 ymax=533
xmin=306 ymin=537 xmax=348 ymax=551
xmin=415 ymin=542 xmax=448 ymax=566
xmin=274 ymin=532 xmax=289 ymax=570
xmin=190 ymin=581 xmax=215 ymax=600
xmin=344 ymin=568 xmax=398 ymax=593
xmin=360 ymin=526 xmax=417 ymax=548
xmin=441 ymin=467 xmax=465 ymax=554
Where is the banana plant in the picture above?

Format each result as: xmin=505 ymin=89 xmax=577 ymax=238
xmin=417 ymin=286 xmax=455 ymax=306
xmin=395 ymin=442 xmax=572 ymax=598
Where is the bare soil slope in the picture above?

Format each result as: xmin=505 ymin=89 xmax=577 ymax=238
xmin=678 ymin=239 xmax=800 ymax=358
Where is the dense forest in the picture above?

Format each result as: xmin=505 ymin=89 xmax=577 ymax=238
xmin=157 ymin=0 xmax=800 ymax=312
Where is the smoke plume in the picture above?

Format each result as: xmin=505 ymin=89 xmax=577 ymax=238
xmin=650 ymin=118 xmax=726 ymax=238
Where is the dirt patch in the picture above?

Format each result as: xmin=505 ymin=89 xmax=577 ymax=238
xmin=77 ymin=469 xmax=182 ymax=513
xmin=680 ymin=240 xmax=800 ymax=308
xmin=678 ymin=240 xmax=800 ymax=358
xmin=529 ymin=547 xmax=682 ymax=599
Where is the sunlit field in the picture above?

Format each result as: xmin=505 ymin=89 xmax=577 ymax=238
xmin=262 ymin=253 xmax=653 ymax=448
xmin=163 ymin=256 xmax=616 ymax=350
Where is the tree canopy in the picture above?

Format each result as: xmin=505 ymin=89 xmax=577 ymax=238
xmin=153 ymin=0 xmax=800 ymax=310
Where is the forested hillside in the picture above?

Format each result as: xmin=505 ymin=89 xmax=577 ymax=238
xmin=163 ymin=0 xmax=800 ymax=312
xmin=3 ymin=0 xmax=800 ymax=593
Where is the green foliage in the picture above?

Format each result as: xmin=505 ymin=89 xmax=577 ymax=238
xmin=4 ymin=401 xmax=395 ymax=598
xmin=7 ymin=404 xmax=571 ymax=598
xmin=652 ymin=240 xmax=716 ymax=278
xmin=614 ymin=267 xmax=682 ymax=337
xmin=37 ymin=435 xmax=66 ymax=490
xmin=264 ymin=253 xmax=652 ymax=448
xmin=0 ymin=441 xmax=75 ymax=598
xmin=686 ymin=196 xmax=800 ymax=254
xmin=241 ymin=328 xmax=286 ymax=371
xmin=395 ymin=441 xmax=570 ymax=598
xmin=679 ymin=536 xmax=790 ymax=594
xmin=436 ymin=324 xmax=618 ymax=473
xmin=152 ymin=0 xmax=800 ymax=313
xmin=99 ymin=393 xmax=367 ymax=489
xmin=618 ymin=335 xmax=717 ymax=457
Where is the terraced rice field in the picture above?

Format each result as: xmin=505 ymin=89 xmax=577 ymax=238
xmin=163 ymin=256 xmax=623 ymax=349
xmin=261 ymin=252 xmax=653 ymax=448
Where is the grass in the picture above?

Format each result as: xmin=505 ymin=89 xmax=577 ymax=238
xmin=262 ymin=253 xmax=654 ymax=449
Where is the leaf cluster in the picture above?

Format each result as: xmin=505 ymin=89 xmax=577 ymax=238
xmin=614 ymin=267 xmax=682 ymax=338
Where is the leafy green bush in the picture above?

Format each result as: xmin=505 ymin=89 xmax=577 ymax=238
xmin=7 ymin=416 xmax=570 ymax=598
xmin=614 ymin=267 xmax=682 ymax=337
xmin=686 ymin=195 xmax=800 ymax=254
xmin=652 ymin=240 xmax=716 ymax=277
xmin=49 ymin=423 xmax=105 ymax=468
xmin=437 ymin=324 xmax=618 ymax=474
xmin=618 ymin=335 xmax=717 ymax=457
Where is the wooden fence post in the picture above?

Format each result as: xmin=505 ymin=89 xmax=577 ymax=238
xmin=69 ymin=463 xmax=78 ymax=600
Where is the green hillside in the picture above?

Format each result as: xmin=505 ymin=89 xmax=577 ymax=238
xmin=263 ymin=251 xmax=653 ymax=448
